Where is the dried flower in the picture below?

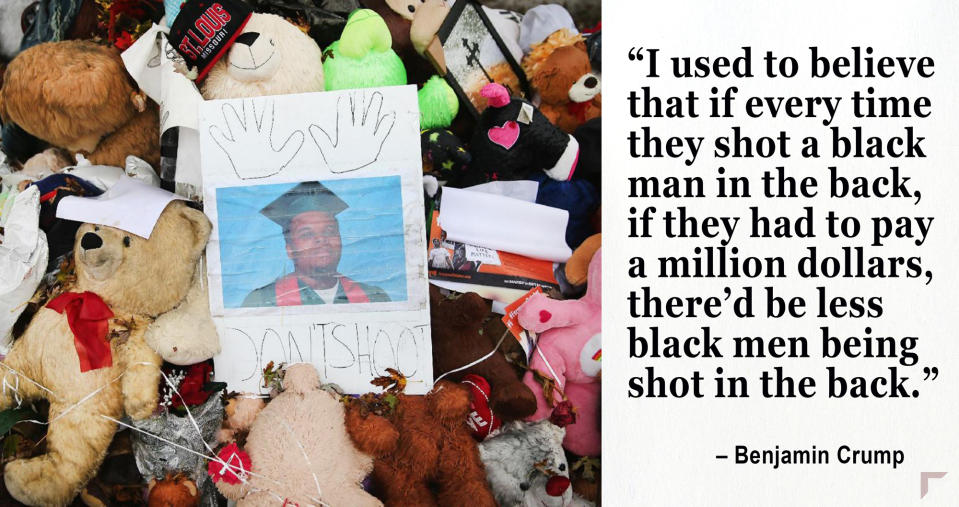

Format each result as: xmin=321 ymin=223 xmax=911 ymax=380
xmin=549 ymin=400 xmax=577 ymax=427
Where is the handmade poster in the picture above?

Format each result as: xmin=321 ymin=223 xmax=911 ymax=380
xmin=438 ymin=0 xmax=530 ymax=117
xmin=199 ymin=86 xmax=432 ymax=395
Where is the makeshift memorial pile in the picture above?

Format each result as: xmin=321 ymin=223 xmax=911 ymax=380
xmin=0 ymin=1 xmax=601 ymax=504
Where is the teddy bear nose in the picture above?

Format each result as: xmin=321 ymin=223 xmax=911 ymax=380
xmin=235 ymin=32 xmax=260 ymax=47
xmin=80 ymin=232 xmax=103 ymax=250
xmin=545 ymin=476 xmax=570 ymax=497
xmin=584 ymin=76 xmax=598 ymax=89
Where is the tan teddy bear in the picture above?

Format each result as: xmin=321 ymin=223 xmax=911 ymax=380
xmin=200 ymin=13 xmax=325 ymax=100
xmin=0 ymin=200 xmax=211 ymax=506
xmin=0 ymin=40 xmax=160 ymax=171
xmin=214 ymin=363 xmax=380 ymax=506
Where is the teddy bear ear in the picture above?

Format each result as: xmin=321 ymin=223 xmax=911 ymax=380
xmin=131 ymin=90 xmax=148 ymax=113
xmin=175 ymin=202 xmax=213 ymax=258
xmin=182 ymin=479 xmax=198 ymax=497
xmin=565 ymin=233 xmax=601 ymax=285
xmin=460 ymin=291 xmax=492 ymax=322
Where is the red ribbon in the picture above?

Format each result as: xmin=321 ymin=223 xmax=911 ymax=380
xmin=47 ymin=292 xmax=114 ymax=372
xmin=567 ymin=100 xmax=592 ymax=124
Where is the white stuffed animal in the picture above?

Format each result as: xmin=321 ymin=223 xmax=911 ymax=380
xmin=479 ymin=420 xmax=594 ymax=507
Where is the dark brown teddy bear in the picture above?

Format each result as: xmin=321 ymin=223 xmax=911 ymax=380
xmin=344 ymin=380 xmax=496 ymax=507
xmin=429 ymin=285 xmax=537 ymax=423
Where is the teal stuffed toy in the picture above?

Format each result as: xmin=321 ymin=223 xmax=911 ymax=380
xmin=323 ymin=9 xmax=458 ymax=129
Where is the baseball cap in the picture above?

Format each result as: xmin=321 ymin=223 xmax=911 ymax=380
xmin=169 ymin=0 xmax=253 ymax=81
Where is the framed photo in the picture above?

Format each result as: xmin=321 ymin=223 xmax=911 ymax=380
xmin=437 ymin=0 xmax=531 ymax=118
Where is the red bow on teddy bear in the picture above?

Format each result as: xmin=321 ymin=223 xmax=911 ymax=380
xmin=47 ymin=291 xmax=114 ymax=372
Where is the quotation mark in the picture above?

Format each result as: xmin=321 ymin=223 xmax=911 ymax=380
xmin=922 ymin=366 xmax=939 ymax=381
xmin=628 ymin=47 xmax=644 ymax=61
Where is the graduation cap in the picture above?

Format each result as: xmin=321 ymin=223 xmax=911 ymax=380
xmin=260 ymin=181 xmax=348 ymax=231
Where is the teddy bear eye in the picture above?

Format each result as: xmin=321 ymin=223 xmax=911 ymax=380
xmin=519 ymin=482 xmax=530 ymax=491
xmin=94 ymin=226 xmax=100 ymax=231
xmin=123 ymin=236 xmax=131 ymax=247
xmin=408 ymin=4 xmax=416 ymax=13
xmin=559 ymin=463 xmax=566 ymax=472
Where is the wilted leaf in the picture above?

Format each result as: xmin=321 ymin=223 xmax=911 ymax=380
xmin=370 ymin=368 xmax=407 ymax=394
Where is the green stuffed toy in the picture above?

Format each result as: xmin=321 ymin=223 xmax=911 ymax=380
xmin=323 ymin=9 xmax=458 ymax=129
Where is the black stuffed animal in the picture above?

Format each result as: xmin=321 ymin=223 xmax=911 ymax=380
xmin=469 ymin=83 xmax=579 ymax=186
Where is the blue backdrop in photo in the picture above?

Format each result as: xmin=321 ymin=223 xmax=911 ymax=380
xmin=216 ymin=176 xmax=407 ymax=308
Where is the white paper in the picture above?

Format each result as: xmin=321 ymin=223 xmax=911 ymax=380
xmin=60 ymin=156 xmax=159 ymax=192
xmin=121 ymin=24 xmax=164 ymax=99
xmin=199 ymin=87 xmax=432 ymax=394
xmin=464 ymin=179 xmax=539 ymax=202
xmin=465 ymin=244 xmax=501 ymax=265
xmin=439 ymin=186 xmax=572 ymax=262
xmin=62 ymin=164 xmax=125 ymax=190
xmin=56 ymin=176 xmax=179 ymax=239
xmin=0 ymin=186 xmax=43 ymax=288
xmin=125 ymin=156 xmax=162 ymax=187
xmin=122 ymin=23 xmax=204 ymax=133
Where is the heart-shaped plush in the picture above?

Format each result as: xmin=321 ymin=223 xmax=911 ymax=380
xmin=462 ymin=374 xmax=501 ymax=440
xmin=488 ymin=121 xmax=520 ymax=150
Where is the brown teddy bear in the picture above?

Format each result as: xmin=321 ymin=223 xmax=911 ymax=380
xmin=147 ymin=473 xmax=200 ymax=507
xmin=523 ymin=29 xmax=601 ymax=133
xmin=0 ymin=40 xmax=160 ymax=171
xmin=429 ymin=286 xmax=536 ymax=430
xmin=344 ymin=379 xmax=496 ymax=506
xmin=0 ymin=200 xmax=211 ymax=506
xmin=213 ymin=363 xmax=381 ymax=506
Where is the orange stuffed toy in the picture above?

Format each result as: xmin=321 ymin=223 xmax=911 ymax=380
xmin=523 ymin=29 xmax=601 ymax=134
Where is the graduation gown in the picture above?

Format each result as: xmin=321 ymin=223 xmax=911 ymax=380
xmin=242 ymin=274 xmax=391 ymax=307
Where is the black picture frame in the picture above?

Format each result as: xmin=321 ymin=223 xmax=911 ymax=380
xmin=436 ymin=0 xmax=531 ymax=119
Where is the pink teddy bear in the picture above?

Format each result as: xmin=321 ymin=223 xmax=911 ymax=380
xmin=519 ymin=249 xmax=601 ymax=457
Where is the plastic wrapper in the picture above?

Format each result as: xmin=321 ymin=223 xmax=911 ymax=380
xmin=131 ymin=394 xmax=224 ymax=507
xmin=248 ymin=0 xmax=361 ymax=49
xmin=0 ymin=186 xmax=48 ymax=352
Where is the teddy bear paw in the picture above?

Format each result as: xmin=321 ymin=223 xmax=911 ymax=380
xmin=124 ymin=390 xmax=159 ymax=420
xmin=5 ymin=457 xmax=74 ymax=506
